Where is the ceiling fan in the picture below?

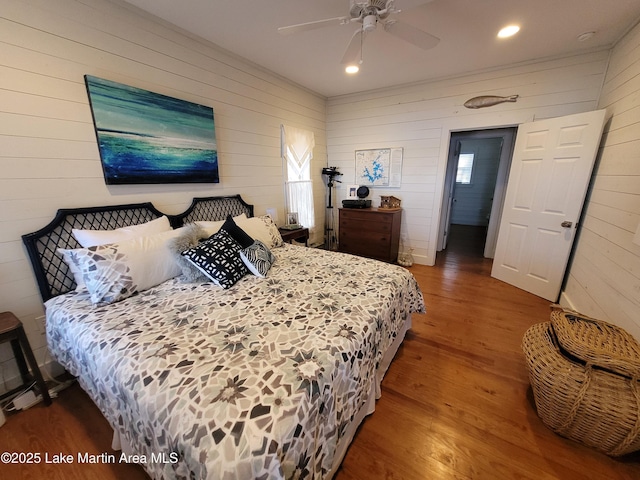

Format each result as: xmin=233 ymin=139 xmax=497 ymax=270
xmin=277 ymin=0 xmax=440 ymax=65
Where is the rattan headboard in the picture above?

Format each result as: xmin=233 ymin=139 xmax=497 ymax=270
xmin=172 ymin=195 xmax=253 ymax=226
xmin=22 ymin=195 xmax=254 ymax=302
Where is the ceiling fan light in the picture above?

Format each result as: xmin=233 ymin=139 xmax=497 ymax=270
xmin=498 ymin=25 xmax=520 ymax=38
xmin=345 ymin=64 xmax=360 ymax=74
xmin=363 ymin=14 xmax=377 ymax=33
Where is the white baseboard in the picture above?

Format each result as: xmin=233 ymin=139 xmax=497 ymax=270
xmin=411 ymin=253 xmax=433 ymax=266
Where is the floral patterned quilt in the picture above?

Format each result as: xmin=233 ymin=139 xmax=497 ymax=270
xmin=45 ymin=244 xmax=425 ymax=479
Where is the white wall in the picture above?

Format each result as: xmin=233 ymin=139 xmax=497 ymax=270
xmin=326 ymin=51 xmax=609 ymax=266
xmin=561 ymin=21 xmax=640 ymax=339
xmin=0 ymin=0 xmax=326 ymax=391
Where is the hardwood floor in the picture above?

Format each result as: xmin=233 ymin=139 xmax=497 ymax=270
xmin=336 ymin=225 xmax=640 ymax=480
xmin=1 ymin=225 xmax=638 ymax=479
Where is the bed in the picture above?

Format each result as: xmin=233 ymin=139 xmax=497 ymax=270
xmin=22 ymin=195 xmax=425 ymax=479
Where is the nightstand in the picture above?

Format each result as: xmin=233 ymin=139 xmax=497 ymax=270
xmin=278 ymin=227 xmax=309 ymax=246
xmin=0 ymin=311 xmax=52 ymax=405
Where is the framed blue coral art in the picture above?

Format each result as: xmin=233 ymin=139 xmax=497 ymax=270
xmin=85 ymin=75 xmax=219 ymax=185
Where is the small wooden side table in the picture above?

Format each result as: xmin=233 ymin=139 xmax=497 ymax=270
xmin=278 ymin=227 xmax=309 ymax=246
xmin=0 ymin=312 xmax=51 ymax=405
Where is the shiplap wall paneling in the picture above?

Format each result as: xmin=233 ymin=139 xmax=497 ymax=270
xmin=0 ymin=0 xmax=326 ymax=392
xmin=561 ymin=21 xmax=640 ymax=340
xmin=327 ymin=50 xmax=609 ymax=265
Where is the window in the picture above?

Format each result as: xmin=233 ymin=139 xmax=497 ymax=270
xmin=281 ymin=125 xmax=315 ymax=232
xmin=456 ymin=153 xmax=474 ymax=184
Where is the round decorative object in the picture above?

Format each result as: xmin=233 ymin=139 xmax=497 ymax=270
xmin=398 ymin=248 xmax=414 ymax=267
xmin=356 ymin=186 xmax=369 ymax=198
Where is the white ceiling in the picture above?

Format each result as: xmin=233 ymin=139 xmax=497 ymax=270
xmin=122 ymin=0 xmax=640 ymax=98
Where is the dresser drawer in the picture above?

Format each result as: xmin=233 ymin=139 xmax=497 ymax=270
xmin=338 ymin=208 xmax=402 ymax=263
xmin=339 ymin=217 xmax=393 ymax=234
xmin=340 ymin=228 xmax=389 ymax=246
xmin=339 ymin=208 xmax=393 ymax=226
xmin=339 ymin=234 xmax=390 ymax=261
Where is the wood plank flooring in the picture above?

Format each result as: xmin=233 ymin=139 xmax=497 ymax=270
xmin=336 ymin=225 xmax=640 ymax=480
xmin=1 ymin=224 xmax=639 ymax=479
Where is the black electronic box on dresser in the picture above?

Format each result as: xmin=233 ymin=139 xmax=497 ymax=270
xmin=338 ymin=207 xmax=402 ymax=263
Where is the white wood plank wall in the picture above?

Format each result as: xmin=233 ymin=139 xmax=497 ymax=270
xmin=326 ymin=51 xmax=609 ymax=266
xmin=561 ymin=21 xmax=640 ymax=339
xmin=0 ymin=0 xmax=327 ymax=392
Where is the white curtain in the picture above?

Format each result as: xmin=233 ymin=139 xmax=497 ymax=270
xmin=282 ymin=125 xmax=315 ymax=232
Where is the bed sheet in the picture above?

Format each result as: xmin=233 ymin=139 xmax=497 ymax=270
xmin=45 ymin=244 xmax=425 ymax=479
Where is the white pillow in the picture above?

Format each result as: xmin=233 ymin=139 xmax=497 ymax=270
xmin=195 ymin=213 xmax=247 ymax=236
xmin=72 ymin=215 xmax=171 ymax=247
xmin=235 ymin=216 xmax=283 ymax=248
xmin=58 ymin=227 xmax=185 ymax=305
xmin=194 ymin=220 xmax=224 ymax=237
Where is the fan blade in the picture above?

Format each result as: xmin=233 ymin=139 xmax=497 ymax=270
xmin=341 ymin=28 xmax=368 ymax=65
xmin=278 ymin=16 xmax=349 ymax=36
xmin=383 ymin=19 xmax=439 ymax=50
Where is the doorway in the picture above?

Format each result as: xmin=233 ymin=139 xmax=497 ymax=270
xmin=436 ymin=127 xmax=517 ymax=261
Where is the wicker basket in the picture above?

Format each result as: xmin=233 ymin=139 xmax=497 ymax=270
xmin=550 ymin=306 xmax=640 ymax=378
xmin=522 ymin=307 xmax=640 ymax=456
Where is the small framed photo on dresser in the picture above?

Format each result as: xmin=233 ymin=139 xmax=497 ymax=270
xmin=347 ymin=185 xmax=359 ymax=198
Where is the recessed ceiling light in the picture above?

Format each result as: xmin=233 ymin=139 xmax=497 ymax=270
xmin=345 ymin=65 xmax=359 ymax=74
xmin=498 ymin=25 xmax=520 ymax=38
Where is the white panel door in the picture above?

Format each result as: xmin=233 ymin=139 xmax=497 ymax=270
xmin=491 ymin=110 xmax=606 ymax=301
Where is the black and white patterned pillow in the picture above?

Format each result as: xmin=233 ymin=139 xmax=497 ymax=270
xmin=167 ymin=223 xmax=209 ymax=283
xmin=181 ymin=229 xmax=248 ymax=289
xmin=59 ymin=245 xmax=137 ymax=304
xmin=220 ymin=215 xmax=254 ymax=248
xmin=240 ymin=240 xmax=276 ymax=278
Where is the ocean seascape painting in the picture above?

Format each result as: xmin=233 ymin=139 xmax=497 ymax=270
xmin=84 ymin=75 xmax=219 ymax=184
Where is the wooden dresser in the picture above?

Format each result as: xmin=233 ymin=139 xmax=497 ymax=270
xmin=338 ymin=208 xmax=402 ymax=263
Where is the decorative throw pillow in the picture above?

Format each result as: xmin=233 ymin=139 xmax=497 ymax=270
xmin=236 ymin=215 xmax=284 ymax=248
xmin=58 ymin=227 xmax=185 ymax=304
xmin=72 ymin=215 xmax=171 ymax=247
xmin=167 ymin=223 xmax=209 ymax=282
xmin=196 ymin=213 xmax=247 ymax=236
xmin=181 ymin=229 xmax=248 ymax=289
xmin=60 ymin=245 xmax=137 ymax=305
xmin=220 ymin=215 xmax=254 ymax=248
xmin=58 ymin=249 xmax=91 ymax=293
xmin=66 ymin=215 xmax=173 ymax=292
xmin=240 ymin=240 xmax=276 ymax=278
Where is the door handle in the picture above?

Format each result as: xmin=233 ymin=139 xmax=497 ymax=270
xmin=561 ymin=221 xmax=573 ymax=228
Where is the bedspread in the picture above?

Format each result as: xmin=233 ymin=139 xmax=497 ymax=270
xmin=45 ymin=244 xmax=425 ymax=479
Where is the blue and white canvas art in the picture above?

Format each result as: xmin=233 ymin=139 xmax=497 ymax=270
xmin=85 ymin=75 xmax=219 ymax=184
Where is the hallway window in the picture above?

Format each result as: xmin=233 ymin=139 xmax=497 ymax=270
xmin=456 ymin=153 xmax=474 ymax=184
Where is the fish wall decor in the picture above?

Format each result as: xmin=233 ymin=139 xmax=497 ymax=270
xmin=464 ymin=94 xmax=519 ymax=109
